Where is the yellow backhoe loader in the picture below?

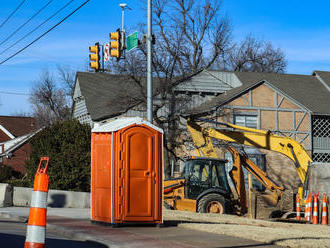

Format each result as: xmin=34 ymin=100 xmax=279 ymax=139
xmin=164 ymin=118 xmax=312 ymax=215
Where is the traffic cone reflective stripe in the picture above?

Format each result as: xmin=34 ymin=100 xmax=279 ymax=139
xmin=322 ymin=194 xmax=328 ymax=225
xmin=296 ymin=194 xmax=301 ymax=221
xmin=25 ymin=157 xmax=49 ymax=248
xmin=305 ymin=194 xmax=312 ymax=222
xmin=312 ymin=193 xmax=319 ymax=225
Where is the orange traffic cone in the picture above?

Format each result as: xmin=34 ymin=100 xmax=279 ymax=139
xmin=305 ymin=193 xmax=312 ymax=222
xmin=321 ymin=194 xmax=328 ymax=225
xmin=312 ymin=193 xmax=319 ymax=224
xmin=296 ymin=194 xmax=301 ymax=221
xmin=25 ymin=157 xmax=50 ymax=248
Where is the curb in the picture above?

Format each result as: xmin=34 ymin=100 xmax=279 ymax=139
xmin=0 ymin=211 xmax=27 ymax=222
xmin=46 ymin=223 xmax=115 ymax=248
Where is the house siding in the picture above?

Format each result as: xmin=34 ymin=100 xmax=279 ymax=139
xmin=217 ymin=83 xmax=312 ymax=190
xmin=2 ymin=143 xmax=31 ymax=174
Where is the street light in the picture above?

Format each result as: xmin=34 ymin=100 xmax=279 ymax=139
xmin=147 ymin=0 xmax=153 ymax=123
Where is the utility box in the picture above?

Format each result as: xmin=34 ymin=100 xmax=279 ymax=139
xmin=91 ymin=117 xmax=163 ymax=224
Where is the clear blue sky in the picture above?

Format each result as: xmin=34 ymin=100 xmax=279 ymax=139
xmin=0 ymin=0 xmax=329 ymax=116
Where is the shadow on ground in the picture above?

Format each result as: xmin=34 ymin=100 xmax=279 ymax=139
xmin=0 ymin=233 xmax=107 ymax=248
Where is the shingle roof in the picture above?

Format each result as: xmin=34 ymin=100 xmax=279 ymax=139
xmin=0 ymin=116 xmax=36 ymax=137
xmin=76 ymin=72 xmax=166 ymax=121
xmin=76 ymin=72 xmax=144 ymax=121
xmin=186 ymin=71 xmax=330 ymax=116
xmin=314 ymin=70 xmax=330 ymax=90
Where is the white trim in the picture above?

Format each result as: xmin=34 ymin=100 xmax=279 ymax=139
xmin=111 ymin=132 xmax=114 ymax=223
xmin=0 ymin=125 xmax=15 ymax=139
xmin=92 ymin=117 xmax=163 ymax=134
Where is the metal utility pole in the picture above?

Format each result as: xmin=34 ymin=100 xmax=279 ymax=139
xmin=119 ymin=3 xmax=127 ymax=53
xmin=147 ymin=0 xmax=153 ymax=123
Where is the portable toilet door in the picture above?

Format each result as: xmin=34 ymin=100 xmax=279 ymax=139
xmin=91 ymin=117 xmax=163 ymax=224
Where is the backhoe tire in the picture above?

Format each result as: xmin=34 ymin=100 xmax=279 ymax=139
xmin=198 ymin=193 xmax=226 ymax=214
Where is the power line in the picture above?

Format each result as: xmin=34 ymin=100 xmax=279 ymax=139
xmin=0 ymin=0 xmax=54 ymax=47
xmin=0 ymin=90 xmax=30 ymax=96
xmin=0 ymin=0 xmax=75 ymax=56
xmin=0 ymin=0 xmax=90 ymax=65
xmin=0 ymin=0 xmax=27 ymax=30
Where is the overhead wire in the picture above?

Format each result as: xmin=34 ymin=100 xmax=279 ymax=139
xmin=0 ymin=0 xmax=27 ymax=30
xmin=0 ymin=0 xmax=90 ymax=65
xmin=0 ymin=90 xmax=30 ymax=96
xmin=0 ymin=0 xmax=55 ymax=47
xmin=0 ymin=0 xmax=75 ymax=56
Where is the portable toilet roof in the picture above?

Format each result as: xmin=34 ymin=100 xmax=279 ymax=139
xmin=92 ymin=117 xmax=163 ymax=133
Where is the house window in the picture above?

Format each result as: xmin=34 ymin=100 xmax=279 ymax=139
xmin=234 ymin=114 xmax=257 ymax=128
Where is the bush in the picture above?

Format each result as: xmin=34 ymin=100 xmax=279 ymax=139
xmin=6 ymin=178 xmax=29 ymax=187
xmin=0 ymin=165 xmax=23 ymax=182
xmin=25 ymin=119 xmax=91 ymax=192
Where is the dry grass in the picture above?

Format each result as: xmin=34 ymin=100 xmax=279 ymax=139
xmin=163 ymin=209 xmax=330 ymax=247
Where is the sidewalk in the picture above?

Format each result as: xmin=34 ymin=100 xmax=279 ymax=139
xmin=0 ymin=207 xmax=280 ymax=248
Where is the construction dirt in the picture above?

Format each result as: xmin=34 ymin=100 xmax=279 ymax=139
xmin=163 ymin=209 xmax=330 ymax=248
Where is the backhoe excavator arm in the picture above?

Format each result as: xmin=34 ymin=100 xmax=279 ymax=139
xmin=187 ymin=118 xmax=312 ymax=185
xmin=186 ymin=118 xmax=285 ymax=211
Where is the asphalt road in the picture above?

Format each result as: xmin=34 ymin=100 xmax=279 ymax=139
xmin=0 ymin=219 xmax=107 ymax=248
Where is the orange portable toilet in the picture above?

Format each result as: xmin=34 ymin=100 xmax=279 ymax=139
xmin=91 ymin=117 xmax=163 ymax=225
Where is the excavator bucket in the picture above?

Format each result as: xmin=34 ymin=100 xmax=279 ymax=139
xmin=258 ymin=190 xmax=281 ymax=207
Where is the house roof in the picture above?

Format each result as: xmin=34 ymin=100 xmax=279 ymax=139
xmin=0 ymin=128 xmax=42 ymax=158
xmin=186 ymin=71 xmax=330 ymax=116
xmin=0 ymin=116 xmax=36 ymax=137
xmin=75 ymin=71 xmax=200 ymax=121
xmin=75 ymin=72 xmax=150 ymax=121
xmin=313 ymin=70 xmax=330 ymax=91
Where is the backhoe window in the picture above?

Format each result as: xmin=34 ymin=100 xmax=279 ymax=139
xmin=185 ymin=159 xmax=229 ymax=199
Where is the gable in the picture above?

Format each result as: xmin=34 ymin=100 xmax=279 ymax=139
xmin=227 ymin=84 xmax=301 ymax=110
xmin=174 ymin=71 xmax=240 ymax=93
xmin=73 ymin=78 xmax=82 ymax=99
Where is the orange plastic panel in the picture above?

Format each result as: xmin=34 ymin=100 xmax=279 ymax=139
xmin=91 ymin=132 xmax=113 ymax=222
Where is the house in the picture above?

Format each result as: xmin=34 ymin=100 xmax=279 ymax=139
xmin=72 ymin=70 xmax=240 ymax=126
xmin=72 ymin=70 xmax=330 ymax=188
xmin=186 ymin=71 xmax=330 ymax=189
xmin=0 ymin=116 xmax=38 ymax=174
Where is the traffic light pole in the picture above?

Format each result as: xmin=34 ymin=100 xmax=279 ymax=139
xmin=147 ymin=0 xmax=153 ymax=123
xmin=119 ymin=3 xmax=127 ymax=58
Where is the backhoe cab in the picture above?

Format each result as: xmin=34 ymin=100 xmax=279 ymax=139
xmin=164 ymin=157 xmax=233 ymax=214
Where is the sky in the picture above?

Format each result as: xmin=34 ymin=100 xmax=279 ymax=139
xmin=0 ymin=0 xmax=329 ymax=116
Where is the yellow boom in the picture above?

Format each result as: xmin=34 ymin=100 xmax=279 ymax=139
xmin=187 ymin=118 xmax=312 ymax=191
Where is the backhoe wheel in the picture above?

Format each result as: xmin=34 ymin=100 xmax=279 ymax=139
xmin=198 ymin=194 xmax=226 ymax=214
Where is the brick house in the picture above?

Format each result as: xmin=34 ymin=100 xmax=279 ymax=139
xmin=188 ymin=71 xmax=330 ymax=190
xmin=0 ymin=116 xmax=39 ymax=174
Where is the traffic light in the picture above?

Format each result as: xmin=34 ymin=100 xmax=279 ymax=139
xmin=89 ymin=42 xmax=100 ymax=71
xmin=110 ymin=29 xmax=121 ymax=58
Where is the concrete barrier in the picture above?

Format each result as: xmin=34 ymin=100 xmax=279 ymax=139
xmin=12 ymin=187 xmax=32 ymax=207
xmin=47 ymin=189 xmax=90 ymax=208
xmin=12 ymin=186 xmax=90 ymax=208
xmin=0 ymin=183 xmax=13 ymax=207
xmin=308 ymin=163 xmax=330 ymax=195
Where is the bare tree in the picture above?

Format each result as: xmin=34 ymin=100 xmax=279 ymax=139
xmin=218 ymin=35 xmax=287 ymax=73
xmin=29 ymin=70 xmax=71 ymax=127
xmin=57 ymin=65 xmax=75 ymax=98
xmin=111 ymin=0 xmax=231 ymax=158
xmin=110 ymin=0 xmax=287 ymax=175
